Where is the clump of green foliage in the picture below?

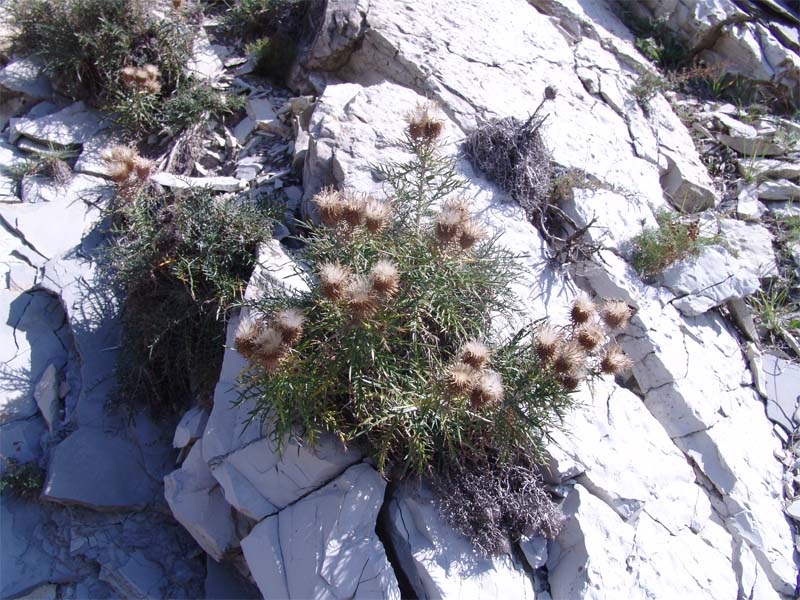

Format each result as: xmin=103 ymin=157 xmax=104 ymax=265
xmin=10 ymin=0 xmax=240 ymax=138
xmin=630 ymin=210 xmax=721 ymax=280
xmin=106 ymin=187 xmax=275 ymax=415
xmin=1 ymin=459 xmax=45 ymax=500
xmin=238 ymin=105 xmax=635 ymax=552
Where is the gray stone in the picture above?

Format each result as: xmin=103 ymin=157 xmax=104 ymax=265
xmin=172 ymin=406 xmax=209 ymax=449
xmin=0 ymin=57 xmax=52 ymax=99
xmin=240 ymin=463 xmax=400 ymax=599
xmin=43 ymin=427 xmax=160 ymax=510
xmin=33 ymin=363 xmax=59 ymax=432
xmin=737 ymin=158 xmax=800 ymax=181
xmin=236 ymin=156 xmax=263 ymax=181
xmin=204 ymin=555 xmax=260 ymax=600
xmin=164 ymin=441 xmax=238 ymax=561
xmin=0 ymin=416 xmax=45 ymax=475
xmin=384 ymin=479 xmax=534 ymax=598
xmin=10 ymin=102 xmax=105 ymax=147
xmin=302 ymin=0 xmax=369 ymax=72
xmin=757 ymin=179 xmax=800 ymax=201
xmin=718 ymin=133 xmax=788 ymax=157
xmin=233 ymin=117 xmax=256 ymax=145
xmin=520 ymin=536 xmax=548 ymax=570
xmin=661 ymin=246 xmax=760 ymax=316
xmin=718 ymin=219 xmax=778 ymax=278
xmin=186 ymin=31 xmax=225 ymax=81
xmin=735 ymin=183 xmax=764 ymax=221
xmin=761 ymin=354 xmax=800 ymax=434
xmin=787 ymin=500 xmax=800 ymax=521
xmin=151 ymin=172 xmax=245 ymax=192
xmin=99 ymin=551 xmax=165 ymax=600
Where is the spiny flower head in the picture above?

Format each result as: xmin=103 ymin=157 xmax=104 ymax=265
xmin=533 ymin=323 xmax=561 ymax=363
xmin=558 ymin=371 xmax=584 ymax=392
xmin=345 ymin=276 xmax=379 ymax=319
xmin=601 ymin=345 xmax=633 ymax=375
xmin=574 ymin=322 xmax=605 ymax=352
xmin=447 ymin=362 xmax=477 ymax=395
xmin=132 ymin=156 xmax=153 ymax=180
xmin=470 ymin=370 xmax=504 ymax=408
xmin=319 ymin=262 xmax=351 ymax=300
xmin=234 ymin=315 xmax=262 ymax=358
xmin=458 ymin=219 xmax=486 ymax=251
xmin=369 ymin=259 xmax=400 ymax=297
xmin=570 ymin=293 xmax=596 ymax=325
xmin=434 ymin=207 xmax=465 ymax=244
xmin=313 ymin=187 xmax=344 ymax=227
xmin=406 ymin=102 xmax=444 ymax=142
xmin=600 ymin=300 xmax=632 ymax=330
xmin=253 ymin=327 xmax=287 ymax=371
xmin=460 ymin=340 xmax=491 ymax=369
xmin=363 ymin=198 xmax=392 ymax=233
xmin=274 ymin=308 xmax=305 ymax=345
xmin=342 ymin=192 xmax=366 ymax=227
xmin=553 ymin=340 xmax=586 ymax=375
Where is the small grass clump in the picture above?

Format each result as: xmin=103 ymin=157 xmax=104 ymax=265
xmin=105 ymin=187 xmax=275 ymax=415
xmin=1 ymin=459 xmax=45 ymax=500
xmin=629 ymin=210 xmax=720 ymax=280
xmin=239 ymin=104 xmax=634 ymax=552
xmin=10 ymin=0 xmax=240 ymax=138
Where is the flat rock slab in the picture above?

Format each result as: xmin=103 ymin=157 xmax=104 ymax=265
xmin=240 ymin=463 xmax=400 ymax=599
xmin=0 ymin=57 xmax=52 ymax=99
xmin=10 ymin=101 xmax=106 ymax=147
xmin=43 ymin=427 xmax=160 ymax=510
xmin=151 ymin=171 xmax=245 ymax=192
xmin=661 ymin=245 xmax=760 ymax=316
xmin=757 ymin=179 xmax=800 ymax=201
xmin=761 ymin=354 xmax=800 ymax=434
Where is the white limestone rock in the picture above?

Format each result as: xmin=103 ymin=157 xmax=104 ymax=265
xmin=186 ymin=31 xmax=225 ymax=81
xmin=761 ymin=354 xmax=800 ymax=435
xmin=737 ymin=158 xmax=800 ymax=181
xmin=384 ymin=479 xmax=535 ymax=599
xmin=0 ymin=57 xmax=52 ymax=99
xmin=758 ymin=179 xmax=800 ymax=201
xmin=33 ymin=363 xmax=60 ymax=432
xmin=43 ymin=427 xmax=160 ymax=510
xmin=661 ymin=245 xmax=760 ymax=317
xmin=0 ymin=416 xmax=45 ymax=475
xmin=164 ymin=441 xmax=238 ymax=561
xmin=151 ymin=172 xmax=245 ymax=192
xmin=172 ymin=406 xmax=209 ymax=449
xmin=240 ymin=463 xmax=400 ymax=599
xmin=10 ymin=101 xmax=105 ymax=147
xmin=718 ymin=218 xmax=778 ymax=278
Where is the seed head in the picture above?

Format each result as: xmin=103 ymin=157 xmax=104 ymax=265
xmin=458 ymin=219 xmax=486 ymax=250
xmin=406 ymin=102 xmax=444 ymax=142
xmin=313 ymin=187 xmax=344 ymax=227
xmin=143 ymin=78 xmax=161 ymax=94
xmin=600 ymin=300 xmax=632 ymax=330
xmin=470 ymin=370 xmax=504 ymax=408
xmin=363 ymin=198 xmax=391 ymax=233
xmin=345 ymin=276 xmax=379 ymax=319
xmin=460 ymin=341 xmax=491 ymax=369
xmin=142 ymin=64 xmax=160 ymax=78
xmin=447 ymin=362 xmax=477 ymax=395
xmin=533 ymin=323 xmax=561 ymax=363
xmin=434 ymin=208 xmax=465 ymax=245
xmin=574 ymin=322 xmax=605 ymax=352
xmin=274 ymin=308 xmax=305 ymax=345
xmin=369 ymin=259 xmax=400 ymax=297
xmin=107 ymin=160 xmax=133 ymax=183
xmin=101 ymin=145 xmax=136 ymax=164
xmin=570 ymin=293 xmax=596 ymax=325
xmin=601 ymin=345 xmax=633 ymax=375
xmin=120 ymin=66 xmax=137 ymax=85
xmin=234 ymin=315 xmax=262 ymax=359
xmin=341 ymin=193 xmax=366 ymax=227
xmin=253 ymin=327 xmax=287 ymax=371
xmin=558 ymin=372 xmax=582 ymax=391
xmin=319 ymin=262 xmax=351 ymax=300
xmin=132 ymin=156 xmax=153 ymax=180
xmin=553 ymin=341 xmax=586 ymax=375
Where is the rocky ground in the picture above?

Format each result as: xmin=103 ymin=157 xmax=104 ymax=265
xmin=2 ymin=0 xmax=799 ymax=599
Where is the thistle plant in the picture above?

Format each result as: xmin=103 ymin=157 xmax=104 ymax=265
xmin=238 ymin=105 xmax=634 ymax=550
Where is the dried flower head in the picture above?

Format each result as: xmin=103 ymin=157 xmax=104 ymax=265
xmin=533 ymin=323 xmax=561 ymax=364
xmin=274 ymin=308 xmax=305 ymax=345
xmin=552 ymin=341 xmax=586 ymax=375
xmin=558 ymin=372 xmax=582 ymax=391
xmin=434 ymin=208 xmax=465 ymax=245
xmin=120 ymin=66 xmax=137 ymax=85
xmin=570 ymin=294 xmax=596 ymax=325
xmin=574 ymin=322 xmax=605 ymax=352
xmin=458 ymin=219 xmax=486 ymax=250
xmin=341 ymin=193 xmax=366 ymax=227
xmin=234 ymin=315 xmax=262 ymax=358
xmin=448 ymin=362 xmax=477 ymax=395
xmin=106 ymin=160 xmax=133 ymax=183
xmin=143 ymin=78 xmax=161 ymax=94
xmin=600 ymin=345 xmax=633 ymax=375
xmin=253 ymin=327 xmax=287 ymax=371
xmin=132 ymin=156 xmax=153 ymax=180
xmin=345 ymin=276 xmax=379 ymax=319
xmin=460 ymin=341 xmax=491 ymax=369
xmin=406 ymin=102 xmax=444 ymax=142
xmin=313 ymin=187 xmax=344 ymax=227
xmin=470 ymin=370 xmax=504 ymax=408
xmin=600 ymin=300 xmax=632 ymax=330
xmin=101 ymin=145 xmax=136 ymax=164
xmin=369 ymin=260 xmax=400 ymax=297
xmin=142 ymin=64 xmax=160 ymax=78
xmin=363 ymin=198 xmax=391 ymax=233
xmin=319 ymin=262 xmax=351 ymax=300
